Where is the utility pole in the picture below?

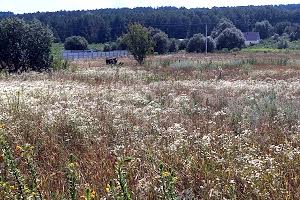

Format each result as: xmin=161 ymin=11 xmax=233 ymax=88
xmin=205 ymin=24 xmax=208 ymax=54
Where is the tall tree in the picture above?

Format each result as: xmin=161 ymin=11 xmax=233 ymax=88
xmin=253 ymin=20 xmax=274 ymax=39
xmin=123 ymin=24 xmax=153 ymax=64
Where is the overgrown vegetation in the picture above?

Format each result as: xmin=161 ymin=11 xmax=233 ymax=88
xmin=123 ymin=23 xmax=153 ymax=64
xmin=0 ymin=52 xmax=300 ymax=199
xmin=0 ymin=18 xmax=53 ymax=72
xmin=64 ymin=36 xmax=89 ymax=50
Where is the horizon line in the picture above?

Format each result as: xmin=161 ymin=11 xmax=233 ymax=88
xmin=2 ymin=3 xmax=299 ymax=15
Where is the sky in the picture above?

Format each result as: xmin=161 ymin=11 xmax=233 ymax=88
xmin=1 ymin=0 xmax=300 ymax=14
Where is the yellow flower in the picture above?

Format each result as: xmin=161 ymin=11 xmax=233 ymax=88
xmin=173 ymin=176 xmax=178 ymax=182
xmin=162 ymin=171 xmax=171 ymax=177
xmin=91 ymin=190 xmax=96 ymax=198
xmin=10 ymin=185 xmax=16 ymax=190
xmin=68 ymin=162 xmax=75 ymax=169
xmin=0 ymin=124 xmax=5 ymax=129
xmin=105 ymin=184 xmax=110 ymax=193
xmin=16 ymin=145 xmax=23 ymax=151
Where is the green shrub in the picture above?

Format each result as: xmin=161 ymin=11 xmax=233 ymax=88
xmin=254 ymin=20 xmax=274 ymax=39
xmin=152 ymin=31 xmax=170 ymax=54
xmin=187 ymin=34 xmax=204 ymax=53
xmin=187 ymin=34 xmax=216 ymax=53
xmin=216 ymin=28 xmax=245 ymax=50
xmin=64 ymin=36 xmax=88 ymax=50
xmin=277 ymin=38 xmax=289 ymax=49
xmin=169 ymin=39 xmax=178 ymax=53
xmin=116 ymin=36 xmax=128 ymax=50
xmin=178 ymin=39 xmax=188 ymax=50
xmin=123 ymin=23 xmax=153 ymax=64
xmin=0 ymin=18 xmax=53 ymax=72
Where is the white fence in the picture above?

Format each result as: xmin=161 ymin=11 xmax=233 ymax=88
xmin=62 ymin=50 xmax=129 ymax=60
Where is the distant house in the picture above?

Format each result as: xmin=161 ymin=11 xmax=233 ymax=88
xmin=243 ymin=32 xmax=261 ymax=46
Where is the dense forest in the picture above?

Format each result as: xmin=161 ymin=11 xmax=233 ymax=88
xmin=1 ymin=4 xmax=300 ymax=43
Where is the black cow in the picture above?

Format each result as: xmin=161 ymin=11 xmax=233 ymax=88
xmin=106 ymin=57 xmax=118 ymax=65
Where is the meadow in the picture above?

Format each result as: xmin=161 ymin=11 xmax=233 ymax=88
xmin=1 ymin=52 xmax=300 ymax=199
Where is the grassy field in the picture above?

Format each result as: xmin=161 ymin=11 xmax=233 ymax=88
xmin=243 ymin=39 xmax=300 ymax=53
xmin=1 ymin=52 xmax=300 ymax=199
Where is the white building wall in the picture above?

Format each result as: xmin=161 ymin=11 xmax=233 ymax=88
xmin=245 ymin=40 xmax=260 ymax=46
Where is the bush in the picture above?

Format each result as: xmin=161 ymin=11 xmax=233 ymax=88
xmin=271 ymin=33 xmax=280 ymax=41
xmin=103 ymin=43 xmax=111 ymax=52
xmin=123 ymin=23 xmax=153 ymax=65
xmin=254 ymin=20 xmax=273 ymax=39
xmin=187 ymin=34 xmax=216 ymax=53
xmin=64 ymin=36 xmax=88 ymax=50
xmin=152 ymin=31 xmax=170 ymax=54
xmin=284 ymin=24 xmax=300 ymax=41
xmin=277 ymin=38 xmax=289 ymax=49
xmin=206 ymin=37 xmax=216 ymax=53
xmin=216 ymin=28 xmax=245 ymax=50
xmin=103 ymin=42 xmax=117 ymax=51
xmin=110 ymin=42 xmax=118 ymax=51
xmin=116 ymin=36 xmax=128 ymax=50
xmin=169 ymin=38 xmax=178 ymax=53
xmin=178 ymin=39 xmax=188 ymax=50
xmin=211 ymin=18 xmax=235 ymax=38
xmin=187 ymin=34 xmax=204 ymax=53
xmin=0 ymin=18 xmax=53 ymax=72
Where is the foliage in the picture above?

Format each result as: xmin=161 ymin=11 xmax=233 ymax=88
xmin=0 ymin=18 xmax=53 ymax=72
xmin=107 ymin=157 xmax=133 ymax=200
xmin=244 ymin=38 xmax=300 ymax=51
xmin=187 ymin=34 xmax=216 ymax=53
xmin=186 ymin=34 xmax=204 ymax=53
xmin=159 ymin=163 xmax=178 ymax=200
xmin=253 ymin=20 xmax=274 ymax=39
xmin=274 ymin=21 xmax=291 ymax=35
xmin=178 ymin=39 xmax=188 ymax=50
xmin=277 ymin=38 xmax=289 ymax=49
xmin=211 ymin=18 xmax=235 ymax=38
xmin=64 ymin=36 xmax=89 ymax=50
xmin=168 ymin=38 xmax=178 ymax=53
xmin=284 ymin=23 xmax=300 ymax=41
xmin=152 ymin=31 xmax=170 ymax=54
xmin=66 ymin=154 xmax=78 ymax=200
xmin=123 ymin=23 xmax=153 ymax=64
xmin=216 ymin=27 xmax=245 ymax=50
xmin=116 ymin=36 xmax=128 ymax=50
xmin=1 ymin=5 xmax=299 ymax=43
xmin=103 ymin=43 xmax=112 ymax=52
xmin=206 ymin=36 xmax=216 ymax=52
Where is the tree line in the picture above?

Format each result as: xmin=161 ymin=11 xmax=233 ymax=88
xmin=1 ymin=4 xmax=299 ymax=43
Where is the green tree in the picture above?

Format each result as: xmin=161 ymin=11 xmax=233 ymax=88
xmin=277 ymin=38 xmax=289 ymax=49
xmin=178 ymin=39 xmax=188 ymax=50
xmin=0 ymin=18 xmax=53 ymax=72
xmin=116 ymin=36 xmax=128 ymax=50
xmin=206 ymin=36 xmax=216 ymax=52
xmin=123 ymin=23 xmax=153 ymax=65
xmin=187 ymin=34 xmax=216 ymax=53
xmin=254 ymin=20 xmax=273 ymax=39
xmin=64 ymin=36 xmax=88 ymax=50
xmin=211 ymin=18 xmax=235 ymax=38
xmin=168 ymin=38 xmax=178 ymax=53
xmin=284 ymin=23 xmax=300 ymax=41
xmin=216 ymin=27 xmax=245 ymax=50
xmin=152 ymin=31 xmax=170 ymax=54
xmin=275 ymin=21 xmax=291 ymax=35
xmin=187 ymin=33 xmax=204 ymax=53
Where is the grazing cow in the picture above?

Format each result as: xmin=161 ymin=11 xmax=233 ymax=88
xmin=106 ymin=57 xmax=118 ymax=65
